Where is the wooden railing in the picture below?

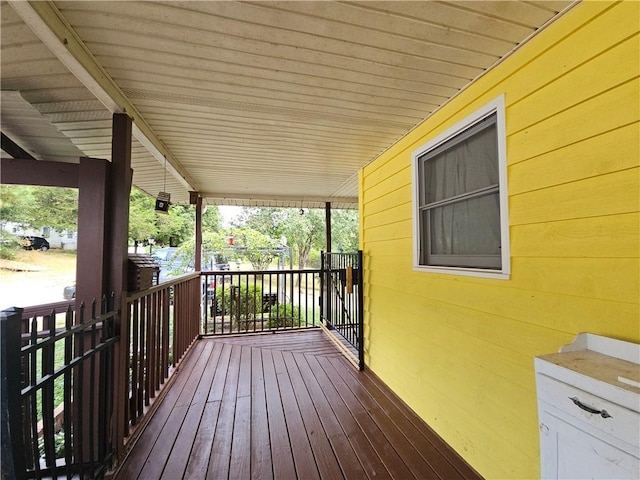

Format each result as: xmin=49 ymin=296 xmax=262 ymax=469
xmin=121 ymin=273 xmax=201 ymax=444
xmin=1 ymin=297 xmax=118 ymax=479
xmin=2 ymin=274 xmax=204 ymax=478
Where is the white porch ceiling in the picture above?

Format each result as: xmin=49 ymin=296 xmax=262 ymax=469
xmin=1 ymin=1 xmax=573 ymax=209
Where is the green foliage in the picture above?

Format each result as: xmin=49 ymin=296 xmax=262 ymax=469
xmin=38 ymin=429 xmax=66 ymax=459
xmin=215 ymin=284 xmax=262 ymax=330
xmin=230 ymin=228 xmax=280 ymax=270
xmin=238 ymin=207 xmax=286 ymax=239
xmin=202 ymin=206 xmax=222 ymax=233
xmin=128 ymin=188 xmax=221 ymax=247
xmin=282 ymin=209 xmax=325 ymax=269
xmin=0 ymin=185 xmax=77 ymax=234
xmin=0 ymin=230 xmax=21 ymax=260
xmin=226 ymin=206 xmax=359 ymax=269
xmin=128 ymin=188 xmax=158 ymax=245
xmin=331 ymin=209 xmax=359 ymax=252
xmin=268 ymin=303 xmax=301 ymax=328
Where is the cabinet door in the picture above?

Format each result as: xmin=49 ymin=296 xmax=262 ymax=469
xmin=541 ymin=411 xmax=639 ymax=479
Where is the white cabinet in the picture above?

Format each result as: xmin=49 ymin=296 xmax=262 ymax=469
xmin=535 ymin=334 xmax=640 ymax=480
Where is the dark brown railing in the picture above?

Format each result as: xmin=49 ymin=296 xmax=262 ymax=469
xmin=1 ymin=296 xmax=118 ymax=479
xmin=123 ymin=273 xmax=200 ymax=437
xmin=201 ymin=269 xmax=321 ymax=335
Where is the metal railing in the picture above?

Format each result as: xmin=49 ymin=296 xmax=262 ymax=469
xmin=321 ymin=251 xmax=364 ymax=370
xmin=1 ymin=296 xmax=118 ymax=479
xmin=201 ymin=269 xmax=321 ymax=335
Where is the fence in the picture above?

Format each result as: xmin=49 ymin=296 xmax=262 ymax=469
xmin=1 ymin=296 xmax=118 ymax=479
xmin=321 ymin=251 xmax=364 ymax=370
xmin=201 ymin=269 xmax=321 ymax=335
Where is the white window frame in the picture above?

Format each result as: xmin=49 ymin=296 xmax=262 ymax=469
xmin=412 ymin=95 xmax=510 ymax=280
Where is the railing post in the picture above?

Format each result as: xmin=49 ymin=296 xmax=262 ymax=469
xmin=1 ymin=307 xmax=26 ymax=479
xmin=357 ymin=250 xmax=365 ymax=371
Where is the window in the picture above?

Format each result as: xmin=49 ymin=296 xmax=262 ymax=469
xmin=412 ymin=96 xmax=510 ymax=278
xmin=42 ymin=226 xmax=50 ymax=238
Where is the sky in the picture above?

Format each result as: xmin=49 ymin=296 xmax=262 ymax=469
xmin=219 ymin=205 xmax=243 ymax=227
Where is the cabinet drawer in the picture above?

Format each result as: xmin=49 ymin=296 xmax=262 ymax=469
xmin=536 ymin=373 xmax=640 ymax=450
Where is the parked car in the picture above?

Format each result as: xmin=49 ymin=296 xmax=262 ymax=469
xmin=63 ymin=283 xmax=76 ymax=300
xmin=206 ymin=253 xmax=230 ymax=271
xmin=22 ymin=236 xmax=50 ymax=251
xmin=152 ymin=247 xmax=192 ymax=280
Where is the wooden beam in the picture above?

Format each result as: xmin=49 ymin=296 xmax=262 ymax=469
xmin=1 ymin=133 xmax=35 ymax=160
xmin=0 ymin=158 xmax=79 ymax=188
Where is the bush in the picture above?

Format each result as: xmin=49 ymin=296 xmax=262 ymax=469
xmin=0 ymin=231 xmax=21 ymax=260
xmin=215 ymin=284 xmax=262 ymax=330
xmin=268 ymin=303 xmax=300 ymax=329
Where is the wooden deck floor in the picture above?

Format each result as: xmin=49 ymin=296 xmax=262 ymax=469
xmin=116 ymin=330 xmax=481 ymax=480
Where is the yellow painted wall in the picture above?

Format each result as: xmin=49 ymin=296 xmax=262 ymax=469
xmin=360 ymin=2 xmax=639 ymax=478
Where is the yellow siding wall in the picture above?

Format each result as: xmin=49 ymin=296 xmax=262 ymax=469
xmin=360 ymin=2 xmax=639 ymax=478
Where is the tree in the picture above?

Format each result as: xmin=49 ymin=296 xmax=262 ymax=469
xmin=128 ymin=188 xmax=158 ymax=248
xmin=237 ymin=207 xmax=286 ymax=239
xmin=0 ymin=185 xmax=32 ymax=228
xmin=0 ymin=185 xmax=78 ymax=234
xmin=28 ymin=187 xmax=78 ymax=233
xmin=331 ymin=209 xmax=359 ymax=252
xmin=231 ymin=228 xmax=280 ymax=270
xmin=127 ymin=188 xmax=220 ymax=248
xmin=202 ymin=205 xmax=221 ymax=234
xmin=282 ymin=209 xmax=325 ymax=269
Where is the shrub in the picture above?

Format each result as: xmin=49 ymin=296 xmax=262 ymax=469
xmin=0 ymin=231 xmax=20 ymax=260
xmin=215 ymin=284 xmax=262 ymax=330
xmin=268 ymin=303 xmax=300 ymax=329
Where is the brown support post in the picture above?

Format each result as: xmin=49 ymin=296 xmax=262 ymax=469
xmin=76 ymin=158 xmax=109 ymax=311
xmin=108 ymin=113 xmax=133 ymax=465
xmin=325 ymin=201 xmax=332 ymax=253
xmin=194 ymin=195 xmax=203 ymax=271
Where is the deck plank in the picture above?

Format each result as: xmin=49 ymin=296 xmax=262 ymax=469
xmin=292 ymin=352 xmax=369 ymax=480
xmin=273 ymin=349 xmax=321 ymax=480
xmin=250 ymin=347 xmax=273 ymax=480
xmin=116 ymin=340 xmax=207 ymax=479
xmin=116 ymin=330 xmax=482 ymax=480
xmin=207 ymin=344 xmax=241 ymax=479
xmin=283 ymin=351 xmax=344 ymax=480
xmin=161 ymin=342 xmax=223 ymax=479
xmin=262 ymin=348 xmax=297 ymax=479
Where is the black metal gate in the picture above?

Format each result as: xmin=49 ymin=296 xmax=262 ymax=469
xmin=320 ymin=251 xmax=364 ymax=370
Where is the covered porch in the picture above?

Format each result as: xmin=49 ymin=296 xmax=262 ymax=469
xmin=116 ymin=330 xmax=479 ymax=480
xmin=1 ymin=2 xmax=581 ymax=479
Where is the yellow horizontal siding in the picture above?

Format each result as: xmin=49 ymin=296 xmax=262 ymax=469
xmin=360 ymin=1 xmax=640 ymax=478
xmin=508 ymin=122 xmax=639 ymax=195
xmin=511 ymin=213 xmax=639 ymax=258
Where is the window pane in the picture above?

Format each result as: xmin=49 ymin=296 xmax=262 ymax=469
xmin=423 ymin=120 xmax=498 ymax=204
xmin=428 ymin=192 xmax=501 ymax=257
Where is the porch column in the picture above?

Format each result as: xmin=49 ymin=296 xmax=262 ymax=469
xmin=193 ymin=193 xmax=203 ymax=271
xmin=107 ymin=113 xmax=133 ymax=302
xmin=76 ymin=157 xmax=109 ymax=310
xmin=109 ymin=113 xmax=132 ymax=463
xmin=325 ymin=201 xmax=332 ymax=252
